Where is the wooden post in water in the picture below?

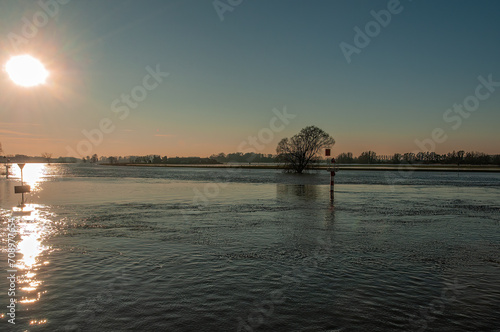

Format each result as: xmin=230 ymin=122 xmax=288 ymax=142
xmin=325 ymin=149 xmax=336 ymax=201
xmin=330 ymin=170 xmax=335 ymax=200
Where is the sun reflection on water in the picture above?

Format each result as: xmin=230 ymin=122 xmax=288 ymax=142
xmin=10 ymin=163 xmax=49 ymax=192
xmin=3 ymin=203 xmax=55 ymax=324
xmin=30 ymin=318 xmax=48 ymax=325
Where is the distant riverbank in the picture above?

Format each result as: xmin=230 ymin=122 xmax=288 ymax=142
xmin=104 ymin=163 xmax=500 ymax=172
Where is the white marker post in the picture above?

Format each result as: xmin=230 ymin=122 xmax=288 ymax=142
xmin=14 ymin=163 xmax=30 ymax=207
xmin=4 ymin=157 xmax=9 ymax=179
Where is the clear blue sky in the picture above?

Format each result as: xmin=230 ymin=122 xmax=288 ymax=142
xmin=1 ymin=0 xmax=499 ymax=157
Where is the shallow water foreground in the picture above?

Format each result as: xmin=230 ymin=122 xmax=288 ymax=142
xmin=0 ymin=164 xmax=499 ymax=331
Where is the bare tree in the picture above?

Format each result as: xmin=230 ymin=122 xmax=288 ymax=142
xmin=457 ymin=150 xmax=465 ymax=167
xmin=358 ymin=151 xmax=377 ymax=164
xmin=276 ymin=125 xmax=335 ymax=173
xmin=41 ymin=152 xmax=53 ymax=164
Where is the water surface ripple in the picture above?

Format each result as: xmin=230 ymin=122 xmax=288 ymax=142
xmin=0 ymin=164 xmax=499 ymax=331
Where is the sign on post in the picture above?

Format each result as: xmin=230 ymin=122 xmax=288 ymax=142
xmin=15 ymin=185 xmax=31 ymax=194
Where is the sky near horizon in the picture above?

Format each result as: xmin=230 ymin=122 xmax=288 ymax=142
xmin=0 ymin=0 xmax=499 ymax=158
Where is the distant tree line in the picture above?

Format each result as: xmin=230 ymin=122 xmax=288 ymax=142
xmin=1 ymin=149 xmax=498 ymax=166
xmin=121 ymin=152 xmax=275 ymax=164
xmin=336 ymin=150 xmax=500 ymax=165
xmin=0 ymin=152 xmax=272 ymax=165
xmin=104 ymin=155 xmax=221 ymax=165
xmin=209 ymin=152 xmax=275 ymax=163
xmin=1 ymin=154 xmax=79 ymax=163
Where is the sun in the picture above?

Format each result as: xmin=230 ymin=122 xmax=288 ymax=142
xmin=5 ymin=55 xmax=49 ymax=87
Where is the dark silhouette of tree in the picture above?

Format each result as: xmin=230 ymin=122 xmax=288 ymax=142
xmin=152 ymin=155 xmax=162 ymax=164
xmin=91 ymin=154 xmax=98 ymax=163
xmin=336 ymin=152 xmax=354 ymax=164
xmin=392 ymin=153 xmax=402 ymax=164
xmin=41 ymin=152 xmax=53 ymax=164
xmin=357 ymin=151 xmax=377 ymax=164
xmin=457 ymin=150 xmax=465 ymax=167
xmin=464 ymin=152 xmax=490 ymax=165
xmin=276 ymin=125 xmax=334 ymax=173
xmin=403 ymin=152 xmax=415 ymax=163
xmin=210 ymin=152 xmax=227 ymax=162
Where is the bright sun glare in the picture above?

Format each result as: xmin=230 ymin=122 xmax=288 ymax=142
xmin=5 ymin=55 xmax=49 ymax=87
